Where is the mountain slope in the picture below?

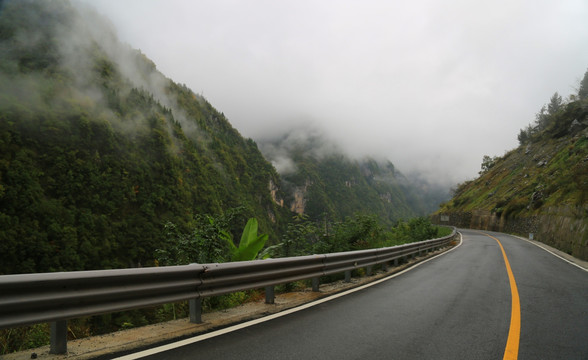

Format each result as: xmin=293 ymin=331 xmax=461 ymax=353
xmin=435 ymin=95 xmax=588 ymax=259
xmin=259 ymin=129 xmax=445 ymax=225
xmin=0 ymin=0 xmax=291 ymax=274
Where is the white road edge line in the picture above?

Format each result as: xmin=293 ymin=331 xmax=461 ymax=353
xmin=512 ymin=235 xmax=587 ymax=272
xmin=113 ymin=233 xmax=464 ymax=360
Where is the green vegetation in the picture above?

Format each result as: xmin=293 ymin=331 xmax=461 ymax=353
xmin=259 ymin=133 xmax=445 ymax=226
xmin=158 ymin=211 xmax=446 ymax=264
xmin=261 ymin=214 xmax=447 ymax=258
xmin=0 ymin=0 xmax=441 ymax=277
xmin=0 ymin=324 xmax=49 ymax=355
xmin=439 ymin=66 xmax=588 ymax=224
xmin=0 ymin=1 xmax=452 ymax=354
xmin=0 ymin=0 xmax=291 ymax=274
xmin=578 ymin=67 xmax=588 ymax=100
xmin=155 ymin=212 xmax=268 ymax=265
xmin=1 ymin=213 xmax=448 ymax=355
xmin=230 ymin=218 xmax=269 ymax=261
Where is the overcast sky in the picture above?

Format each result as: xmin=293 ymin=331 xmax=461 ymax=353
xmin=85 ymin=0 xmax=588 ymax=187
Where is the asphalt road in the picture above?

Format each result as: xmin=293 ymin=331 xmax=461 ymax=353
xmin=120 ymin=230 xmax=588 ymax=359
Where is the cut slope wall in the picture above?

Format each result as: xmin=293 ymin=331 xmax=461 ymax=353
xmin=432 ymin=206 xmax=588 ymax=260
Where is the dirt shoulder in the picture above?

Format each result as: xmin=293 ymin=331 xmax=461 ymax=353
xmin=3 ymin=244 xmax=458 ymax=360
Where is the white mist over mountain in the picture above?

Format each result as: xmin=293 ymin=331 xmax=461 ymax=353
xmin=84 ymin=0 xmax=588 ymax=188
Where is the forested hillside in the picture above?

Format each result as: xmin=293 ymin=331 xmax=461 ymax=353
xmin=0 ymin=0 xmax=292 ymax=274
xmin=435 ymin=70 xmax=588 ymax=259
xmin=0 ymin=0 xmax=448 ymax=277
xmin=259 ymin=129 xmax=447 ymax=226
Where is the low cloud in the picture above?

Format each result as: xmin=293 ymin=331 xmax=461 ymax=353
xmin=271 ymin=156 xmax=297 ymax=175
xmin=81 ymin=0 xmax=588 ymax=188
xmin=0 ymin=0 xmax=211 ymax=147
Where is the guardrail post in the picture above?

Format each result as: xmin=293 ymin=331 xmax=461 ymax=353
xmin=189 ymin=298 xmax=202 ymax=324
xmin=366 ymin=265 xmax=373 ymax=276
xmin=382 ymin=262 xmax=388 ymax=272
xmin=312 ymin=277 xmax=320 ymax=292
xmin=344 ymin=270 xmax=351 ymax=283
xmin=50 ymin=320 xmax=67 ymax=354
xmin=265 ymin=286 xmax=275 ymax=304
xmin=394 ymin=258 xmax=399 ymax=267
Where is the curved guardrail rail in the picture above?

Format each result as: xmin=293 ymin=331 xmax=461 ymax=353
xmin=0 ymin=227 xmax=457 ymax=354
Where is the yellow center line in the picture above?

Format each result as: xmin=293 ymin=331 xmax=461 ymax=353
xmin=483 ymin=233 xmax=520 ymax=360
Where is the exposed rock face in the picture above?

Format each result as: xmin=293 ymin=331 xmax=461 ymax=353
xmin=268 ymin=179 xmax=283 ymax=207
xmin=570 ymin=119 xmax=583 ymax=132
xmin=380 ymin=193 xmax=392 ymax=203
xmin=290 ymin=179 xmax=312 ymax=215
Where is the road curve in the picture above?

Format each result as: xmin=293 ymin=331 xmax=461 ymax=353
xmin=115 ymin=230 xmax=588 ymax=360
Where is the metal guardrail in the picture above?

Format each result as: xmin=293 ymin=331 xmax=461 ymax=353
xmin=0 ymin=228 xmax=457 ymax=354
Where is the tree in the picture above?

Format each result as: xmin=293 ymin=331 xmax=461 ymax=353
xmin=547 ymin=92 xmax=563 ymax=115
xmin=480 ymin=155 xmax=497 ymax=174
xmin=533 ymin=92 xmax=562 ymax=132
xmin=259 ymin=215 xmax=319 ymax=258
xmin=517 ymin=124 xmax=534 ymax=145
xmin=534 ymin=105 xmax=549 ymax=131
xmin=156 ymin=214 xmax=235 ymax=266
xmin=579 ymin=67 xmax=588 ymax=100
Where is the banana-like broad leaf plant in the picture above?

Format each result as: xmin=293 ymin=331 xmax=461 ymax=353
xmin=227 ymin=218 xmax=268 ymax=261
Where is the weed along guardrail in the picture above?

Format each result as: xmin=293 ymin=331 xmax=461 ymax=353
xmin=0 ymin=228 xmax=457 ymax=354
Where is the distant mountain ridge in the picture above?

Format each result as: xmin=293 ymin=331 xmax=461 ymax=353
xmin=258 ymin=128 xmax=448 ymax=225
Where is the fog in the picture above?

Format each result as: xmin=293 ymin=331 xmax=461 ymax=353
xmin=85 ymin=0 xmax=588 ymax=187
